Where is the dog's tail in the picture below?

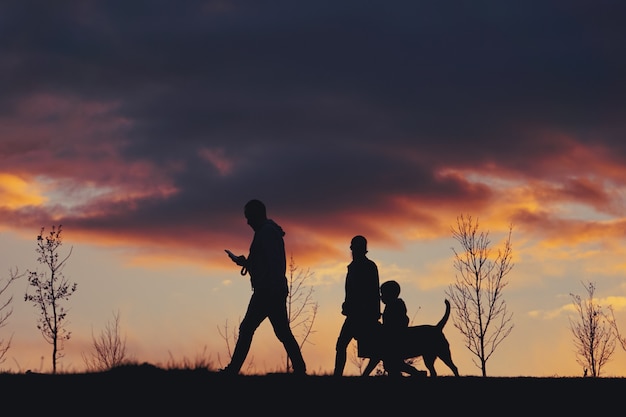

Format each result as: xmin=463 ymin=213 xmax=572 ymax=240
xmin=436 ymin=299 xmax=451 ymax=330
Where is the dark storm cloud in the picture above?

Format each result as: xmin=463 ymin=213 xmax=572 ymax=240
xmin=2 ymin=0 xmax=626 ymax=257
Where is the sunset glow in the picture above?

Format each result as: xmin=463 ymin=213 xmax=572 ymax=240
xmin=1 ymin=1 xmax=626 ymax=377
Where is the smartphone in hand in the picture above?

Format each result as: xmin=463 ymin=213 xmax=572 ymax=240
xmin=225 ymin=249 xmax=239 ymax=262
xmin=225 ymin=249 xmax=247 ymax=276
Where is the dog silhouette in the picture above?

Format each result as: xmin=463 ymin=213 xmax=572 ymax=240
xmin=362 ymin=299 xmax=459 ymax=377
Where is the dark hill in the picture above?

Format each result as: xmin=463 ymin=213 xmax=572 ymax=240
xmin=2 ymin=366 xmax=623 ymax=414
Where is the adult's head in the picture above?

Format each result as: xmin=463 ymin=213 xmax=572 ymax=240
xmin=244 ymin=199 xmax=267 ymax=231
xmin=350 ymin=235 xmax=368 ymax=255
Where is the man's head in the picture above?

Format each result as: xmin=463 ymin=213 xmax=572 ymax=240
xmin=244 ymin=199 xmax=267 ymax=230
xmin=350 ymin=235 xmax=368 ymax=255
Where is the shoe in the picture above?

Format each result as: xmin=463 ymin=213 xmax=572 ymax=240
xmin=218 ymin=366 xmax=238 ymax=375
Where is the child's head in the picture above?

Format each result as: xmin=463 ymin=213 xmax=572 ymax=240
xmin=380 ymin=280 xmax=401 ymax=304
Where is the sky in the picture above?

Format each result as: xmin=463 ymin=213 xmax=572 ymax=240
xmin=1 ymin=0 xmax=626 ymax=376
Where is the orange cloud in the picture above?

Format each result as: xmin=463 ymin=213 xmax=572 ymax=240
xmin=0 ymin=173 xmax=46 ymax=208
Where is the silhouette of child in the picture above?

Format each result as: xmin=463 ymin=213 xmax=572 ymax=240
xmin=362 ymin=280 xmax=424 ymax=377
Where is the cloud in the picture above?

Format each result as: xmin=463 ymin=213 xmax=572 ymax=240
xmin=2 ymin=1 xmax=626 ymax=271
xmin=0 ymin=173 xmax=46 ymax=209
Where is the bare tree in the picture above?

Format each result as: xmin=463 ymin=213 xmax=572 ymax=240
xmin=217 ymin=319 xmax=236 ymax=366
xmin=607 ymin=306 xmax=626 ymax=352
xmin=569 ymin=281 xmax=616 ymax=377
xmin=24 ymin=225 xmax=78 ymax=374
xmin=444 ymin=214 xmax=514 ymax=377
xmin=1 ymin=268 xmax=23 ymax=365
xmin=285 ymin=254 xmax=318 ymax=372
xmin=82 ymin=310 xmax=130 ymax=371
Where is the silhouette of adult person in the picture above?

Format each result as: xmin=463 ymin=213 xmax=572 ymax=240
xmin=333 ymin=235 xmax=381 ymax=376
xmin=221 ymin=199 xmax=307 ymax=375
xmin=362 ymin=280 xmax=424 ymax=377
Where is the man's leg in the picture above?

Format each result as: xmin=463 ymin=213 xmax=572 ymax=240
xmin=281 ymin=331 xmax=307 ymax=374
xmin=223 ymin=294 xmax=265 ymax=374
xmin=333 ymin=320 xmax=352 ymax=376
xmin=269 ymin=294 xmax=307 ymax=374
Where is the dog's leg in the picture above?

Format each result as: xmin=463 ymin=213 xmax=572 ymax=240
xmin=438 ymin=349 xmax=459 ymax=376
xmin=422 ymin=354 xmax=438 ymax=377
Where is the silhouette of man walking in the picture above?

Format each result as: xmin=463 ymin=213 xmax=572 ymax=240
xmin=221 ymin=199 xmax=307 ymax=375
xmin=333 ymin=235 xmax=381 ymax=376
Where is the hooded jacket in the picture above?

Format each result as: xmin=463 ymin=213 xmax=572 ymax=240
xmin=246 ymin=219 xmax=288 ymax=294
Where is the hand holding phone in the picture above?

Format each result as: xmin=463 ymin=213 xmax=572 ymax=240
xmin=225 ymin=249 xmax=247 ymax=276
xmin=225 ymin=249 xmax=238 ymax=262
